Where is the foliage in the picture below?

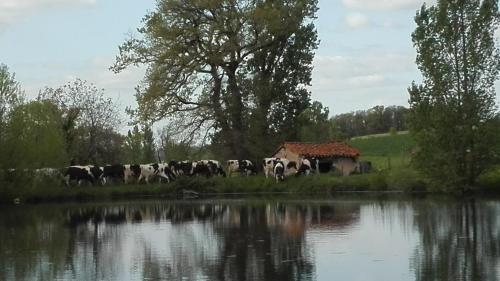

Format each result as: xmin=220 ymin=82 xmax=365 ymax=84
xmin=3 ymin=101 xmax=68 ymax=169
xmin=409 ymin=0 xmax=500 ymax=187
xmin=0 ymin=64 xmax=24 ymax=168
xmin=296 ymin=101 xmax=333 ymax=142
xmin=113 ymin=0 xmax=319 ymax=160
xmin=39 ymin=79 xmax=122 ymax=164
xmin=331 ymin=106 xmax=409 ymax=139
xmin=123 ymin=125 xmax=159 ymax=163
xmin=0 ymin=64 xmax=24 ymax=124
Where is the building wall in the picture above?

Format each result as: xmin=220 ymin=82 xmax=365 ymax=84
xmin=273 ymin=148 xmax=300 ymax=163
xmin=273 ymin=147 xmax=358 ymax=176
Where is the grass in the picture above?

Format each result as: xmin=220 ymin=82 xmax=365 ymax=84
xmin=349 ymin=133 xmax=415 ymax=170
xmin=0 ymin=169 xmax=431 ymax=205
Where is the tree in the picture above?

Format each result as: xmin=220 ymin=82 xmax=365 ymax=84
xmin=142 ymin=125 xmax=156 ymax=163
xmin=409 ymin=0 xmax=500 ymax=188
xmin=39 ymin=79 xmax=121 ymax=164
xmin=0 ymin=64 xmax=24 ymax=169
xmin=3 ymin=101 xmax=68 ymax=169
xmin=113 ymin=0 xmax=318 ymax=159
xmin=124 ymin=125 xmax=144 ymax=164
xmin=296 ymin=101 xmax=332 ymax=142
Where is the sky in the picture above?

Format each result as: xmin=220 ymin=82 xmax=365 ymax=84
xmin=0 ymin=0 xmax=498 ymax=125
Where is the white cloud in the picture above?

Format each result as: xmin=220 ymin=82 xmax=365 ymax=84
xmin=0 ymin=0 xmax=96 ymax=28
xmin=310 ymin=53 xmax=418 ymax=114
xmin=342 ymin=0 xmax=436 ymax=11
xmin=345 ymin=13 xmax=369 ymax=29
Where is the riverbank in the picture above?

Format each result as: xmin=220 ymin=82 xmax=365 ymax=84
xmin=1 ymin=167 xmax=499 ymax=204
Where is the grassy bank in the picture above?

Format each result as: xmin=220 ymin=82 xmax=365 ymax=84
xmin=0 ymin=169 xmax=431 ymax=204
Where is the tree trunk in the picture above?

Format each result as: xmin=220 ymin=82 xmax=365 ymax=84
xmin=226 ymin=66 xmax=246 ymax=159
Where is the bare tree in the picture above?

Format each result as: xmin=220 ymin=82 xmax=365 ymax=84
xmin=39 ymin=79 xmax=121 ymax=164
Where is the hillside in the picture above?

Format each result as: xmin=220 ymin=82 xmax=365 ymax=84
xmin=348 ymin=132 xmax=416 ymax=169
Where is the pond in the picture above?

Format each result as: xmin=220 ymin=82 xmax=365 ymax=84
xmin=1 ymin=196 xmax=499 ymax=281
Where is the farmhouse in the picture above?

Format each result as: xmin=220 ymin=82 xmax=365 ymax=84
xmin=272 ymin=141 xmax=361 ymax=176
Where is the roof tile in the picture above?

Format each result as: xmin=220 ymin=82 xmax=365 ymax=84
xmin=278 ymin=141 xmax=360 ymax=158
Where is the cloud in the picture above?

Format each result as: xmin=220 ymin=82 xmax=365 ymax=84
xmin=342 ymin=0 xmax=436 ymax=11
xmin=345 ymin=13 xmax=369 ymax=29
xmin=0 ymin=0 xmax=96 ymax=28
xmin=310 ymin=53 xmax=418 ymax=114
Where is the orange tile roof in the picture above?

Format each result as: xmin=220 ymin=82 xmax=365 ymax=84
xmin=275 ymin=141 xmax=361 ymax=158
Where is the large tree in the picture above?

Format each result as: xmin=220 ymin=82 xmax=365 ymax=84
xmin=409 ymin=0 xmax=500 ymax=188
xmin=113 ymin=0 xmax=318 ymax=159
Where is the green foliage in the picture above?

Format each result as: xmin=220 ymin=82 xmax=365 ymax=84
xmin=385 ymin=167 xmax=427 ymax=192
xmin=3 ymin=101 xmax=68 ymax=169
xmin=123 ymin=125 xmax=159 ymax=163
xmin=331 ymin=106 xmax=409 ymax=138
xmin=0 ymin=64 xmax=24 ymax=169
xmin=142 ymin=125 xmax=156 ymax=163
xmin=409 ymin=0 xmax=500 ymax=187
xmin=296 ymin=101 xmax=333 ymax=142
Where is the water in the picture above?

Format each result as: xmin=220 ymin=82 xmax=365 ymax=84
xmin=1 ymin=197 xmax=499 ymax=281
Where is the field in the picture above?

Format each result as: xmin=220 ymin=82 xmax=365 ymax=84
xmin=349 ymin=132 xmax=415 ymax=169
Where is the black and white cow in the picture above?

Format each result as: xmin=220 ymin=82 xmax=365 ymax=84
xmin=192 ymin=160 xmax=226 ymax=177
xmin=274 ymin=161 xmax=285 ymax=183
xmin=102 ymin=164 xmax=126 ymax=184
xmin=297 ymin=158 xmax=320 ymax=176
xmin=227 ymin=160 xmax=257 ymax=176
xmin=124 ymin=164 xmax=141 ymax=184
xmin=158 ymin=163 xmax=176 ymax=183
xmin=64 ymin=165 xmax=103 ymax=186
xmin=263 ymin=157 xmax=279 ymax=178
xmin=169 ymin=160 xmax=194 ymax=177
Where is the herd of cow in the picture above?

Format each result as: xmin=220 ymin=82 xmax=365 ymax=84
xmin=37 ymin=157 xmax=321 ymax=186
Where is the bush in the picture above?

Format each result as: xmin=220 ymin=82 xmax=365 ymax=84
xmin=477 ymin=166 xmax=500 ymax=190
xmin=386 ymin=167 xmax=426 ymax=191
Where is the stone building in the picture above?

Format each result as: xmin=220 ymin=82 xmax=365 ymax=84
xmin=271 ymin=141 xmax=361 ymax=176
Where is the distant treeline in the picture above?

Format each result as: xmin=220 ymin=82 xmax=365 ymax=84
xmin=331 ymin=106 xmax=408 ymax=139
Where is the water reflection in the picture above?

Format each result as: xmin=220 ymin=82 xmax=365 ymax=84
xmin=412 ymin=199 xmax=500 ymax=281
xmin=0 ymin=200 xmax=359 ymax=281
xmin=1 ymin=198 xmax=499 ymax=281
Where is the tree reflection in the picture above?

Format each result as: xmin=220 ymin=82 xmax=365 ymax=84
xmin=0 ymin=200 xmax=362 ymax=281
xmin=412 ymin=199 xmax=500 ymax=281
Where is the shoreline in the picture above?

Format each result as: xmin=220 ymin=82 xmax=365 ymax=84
xmin=1 ymin=173 xmax=498 ymax=205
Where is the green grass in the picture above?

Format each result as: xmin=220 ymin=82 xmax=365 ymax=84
xmin=0 ymin=171 xmax=432 ymax=204
xmin=349 ymin=132 xmax=416 ymax=170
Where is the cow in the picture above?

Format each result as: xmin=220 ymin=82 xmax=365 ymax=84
xmin=137 ymin=163 xmax=161 ymax=184
xmin=193 ymin=160 xmax=226 ymax=177
xmin=227 ymin=160 xmax=240 ymax=176
xmin=263 ymin=157 xmax=279 ymax=178
xmin=124 ymin=164 xmax=141 ymax=184
xmin=158 ymin=163 xmax=176 ymax=183
xmin=227 ymin=160 xmax=257 ymax=176
xmin=64 ymin=165 xmax=103 ymax=186
xmin=239 ymin=160 xmax=257 ymax=176
xmin=297 ymin=158 xmax=320 ymax=176
xmin=169 ymin=160 xmax=193 ymax=177
xmin=274 ymin=161 xmax=285 ymax=183
xmin=102 ymin=164 xmax=126 ymax=184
